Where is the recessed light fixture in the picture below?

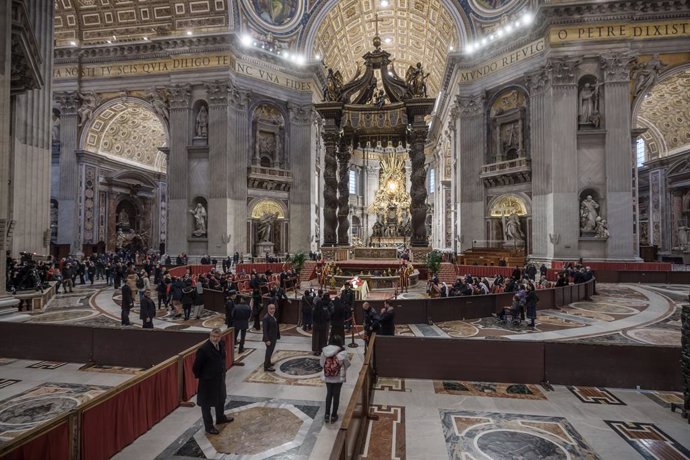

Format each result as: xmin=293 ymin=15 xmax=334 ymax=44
xmin=106 ymin=40 xmax=112 ymax=44
xmin=522 ymin=11 xmax=533 ymax=25
xmin=70 ymin=41 xmax=77 ymax=46
xmin=112 ymin=35 xmax=116 ymax=40
xmin=296 ymin=55 xmax=306 ymax=66
xmin=186 ymin=30 xmax=193 ymax=36
xmin=240 ymin=34 xmax=252 ymax=46
xmin=143 ymin=36 xmax=149 ymax=41
xmin=384 ymin=37 xmax=392 ymax=44
xmin=381 ymin=0 xmax=389 ymax=7
xmin=448 ymin=45 xmax=454 ymax=51
xmin=315 ymin=53 xmax=321 ymax=60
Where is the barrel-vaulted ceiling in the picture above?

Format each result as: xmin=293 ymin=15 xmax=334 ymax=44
xmin=636 ymin=69 xmax=690 ymax=160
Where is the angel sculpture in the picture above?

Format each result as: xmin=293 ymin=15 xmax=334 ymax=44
xmin=323 ymin=68 xmax=343 ymax=102
xmin=77 ymin=91 xmax=99 ymax=127
xmin=405 ymin=62 xmax=430 ymax=98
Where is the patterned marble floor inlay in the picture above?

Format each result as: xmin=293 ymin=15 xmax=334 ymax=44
xmin=234 ymin=347 xmax=256 ymax=362
xmin=244 ymin=350 xmax=325 ymax=387
xmin=0 ymin=359 xmax=16 ymax=366
xmin=441 ymin=410 xmax=600 ymax=460
xmin=568 ymin=386 xmax=626 ymax=405
xmin=605 ymin=420 xmax=690 ymax=459
xmin=0 ymin=379 xmax=20 ymax=389
xmin=624 ymin=327 xmax=682 ymax=346
xmin=26 ymin=361 xmax=67 ymax=370
xmin=641 ymin=390 xmax=685 ymax=410
xmin=374 ymin=377 xmax=406 ymax=392
xmin=0 ymin=383 xmax=110 ymax=444
xmin=433 ymin=380 xmax=547 ymax=400
xmin=362 ymin=405 xmax=405 ymax=460
xmin=79 ymin=363 xmax=144 ymax=375
xmin=157 ymin=397 xmax=324 ymax=459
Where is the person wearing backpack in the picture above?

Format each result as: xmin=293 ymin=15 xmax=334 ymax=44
xmin=320 ymin=335 xmax=350 ymax=424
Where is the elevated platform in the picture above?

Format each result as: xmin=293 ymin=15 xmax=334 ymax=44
xmin=459 ymin=247 xmax=525 ymax=267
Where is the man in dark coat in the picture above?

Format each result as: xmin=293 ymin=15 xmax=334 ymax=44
xmin=330 ymin=296 xmax=348 ymax=341
xmin=379 ymin=302 xmax=396 ymax=336
xmin=312 ymin=293 xmax=332 ymax=356
xmin=262 ymin=303 xmax=280 ymax=371
xmin=224 ymin=291 xmax=236 ymax=329
xmin=139 ymin=289 xmax=156 ymax=329
xmin=192 ymin=328 xmax=233 ymax=434
xmin=231 ymin=294 xmax=252 ymax=353
xmin=362 ymin=301 xmax=381 ymax=352
xmin=121 ymin=282 xmax=134 ymax=326
xmin=340 ymin=284 xmax=355 ymax=332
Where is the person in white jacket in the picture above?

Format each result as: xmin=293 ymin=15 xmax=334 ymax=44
xmin=320 ymin=335 xmax=350 ymax=424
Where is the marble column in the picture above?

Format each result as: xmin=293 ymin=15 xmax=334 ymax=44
xmin=549 ymin=58 xmax=580 ymax=259
xmin=0 ymin=1 xmax=14 ymax=304
xmin=408 ymin=120 xmax=429 ymax=247
xmin=526 ymin=65 xmax=552 ymax=259
xmin=207 ymin=81 xmax=229 ymax=256
xmin=166 ymin=84 xmax=191 ymax=256
xmin=288 ymin=104 xmax=313 ymax=253
xmin=601 ymin=52 xmax=635 ymax=259
xmin=227 ymin=84 xmax=250 ymax=255
xmin=336 ymin=136 xmax=351 ymax=246
xmin=55 ymin=92 xmax=80 ymax=251
xmin=10 ymin=0 xmax=53 ymax=255
xmin=456 ymin=94 xmax=485 ymax=252
xmin=321 ymin=125 xmax=339 ymax=246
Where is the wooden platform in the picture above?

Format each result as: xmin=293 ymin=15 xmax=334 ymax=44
xmin=459 ymin=248 xmax=525 ymax=268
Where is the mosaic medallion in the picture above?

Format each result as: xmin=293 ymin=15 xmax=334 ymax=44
xmin=277 ymin=356 xmax=322 ymax=377
xmin=244 ymin=350 xmax=325 ymax=386
xmin=434 ymin=381 xmax=546 ymax=400
xmin=28 ymin=309 xmax=97 ymax=323
xmin=436 ymin=320 xmax=479 ymax=338
xmin=570 ymin=302 xmax=639 ymax=315
xmin=441 ymin=410 xmax=599 ymax=460
xmin=625 ymin=327 xmax=682 ymax=346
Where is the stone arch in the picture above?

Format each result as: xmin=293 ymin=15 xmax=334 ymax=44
xmin=80 ymin=96 xmax=169 ymax=172
xmin=250 ymin=102 xmax=287 ymax=168
xmin=632 ymin=62 xmax=690 ymax=159
xmin=249 ymin=198 xmax=287 ymax=219
xmin=487 ymin=193 xmax=530 ymax=217
xmin=487 ymin=86 xmax=528 ymax=163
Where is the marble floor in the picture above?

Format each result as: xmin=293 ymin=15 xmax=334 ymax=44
xmin=0 ymin=280 xmax=687 ymax=458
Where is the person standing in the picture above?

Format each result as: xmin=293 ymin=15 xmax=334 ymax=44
xmin=312 ymin=293 xmax=332 ymax=356
xmin=320 ymin=335 xmax=350 ymax=424
xmin=224 ymin=290 xmax=236 ymax=330
xmin=139 ymin=289 xmax=156 ymax=329
xmin=330 ymin=295 xmax=347 ymax=342
xmin=192 ymin=328 xmax=233 ymax=435
xmin=121 ymin=282 xmax=134 ymax=326
xmin=525 ymin=284 xmax=539 ymax=328
xmin=362 ymin=302 xmax=381 ymax=352
xmin=192 ymin=279 xmax=205 ymax=320
xmin=251 ymin=288 xmax=263 ymax=331
xmin=262 ymin=303 xmax=279 ymax=371
xmin=181 ymin=279 xmax=195 ymax=320
xmin=231 ymin=294 xmax=251 ymax=353
xmin=379 ymin=302 xmax=396 ymax=336
xmin=301 ymin=289 xmax=313 ymax=332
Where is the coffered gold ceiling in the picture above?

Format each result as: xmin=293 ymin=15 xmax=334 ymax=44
xmin=636 ymin=69 xmax=690 ymax=158
xmin=54 ymin=0 xmax=229 ymax=47
xmin=313 ymin=0 xmax=461 ymax=97
xmin=84 ymin=101 xmax=168 ymax=172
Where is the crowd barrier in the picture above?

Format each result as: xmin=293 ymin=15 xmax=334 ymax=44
xmin=0 ymin=325 xmax=235 ymax=459
xmin=235 ymin=263 xmax=289 ymax=275
xmin=374 ymin=336 xmax=681 ymax=391
xmin=551 ymin=261 xmax=673 ymax=271
xmin=329 ymin=334 xmax=377 ymax=460
xmin=167 ymin=264 xmax=215 ymax=278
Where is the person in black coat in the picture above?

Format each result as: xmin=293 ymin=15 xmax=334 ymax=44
xmin=379 ymin=302 xmax=396 ymax=336
xmin=262 ymin=304 xmax=280 ymax=371
xmin=181 ymin=280 xmax=195 ymax=320
xmin=330 ymin=296 xmax=348 ymax=341
xmin=121 ymin=283 xmax=134 ymax=326
xmin=312 ymin=293 xmax=332 ymax=355
xmin=224 ymin=291 xmax=236 ymax=329
xmin=231 ymin=295 xmax=252 ymax=353
xmin=192 ymin=328 xmax=233 ymax=434
xmin=301 ymin=289 xmax=314 ymax=332
xmin=139 ymin=289 xmax=156 ymax=329
xmin=525 ymin=285 xmax=539 ymax=328
xmin=251 ymin=288 xmax=263 ymax=330
xmin=362 ymin=301 xmax=381 ymax=352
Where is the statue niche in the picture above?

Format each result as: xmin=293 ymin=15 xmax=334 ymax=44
xmin=489 ymin=89 xmax=527 ymax=163
xmin=252 ymin=104 xmax=285 ymax=168
xmin=578 ymin=75 xmax=602 ymax=129
xmin=192 ymin=101 xmax=208 ymax=145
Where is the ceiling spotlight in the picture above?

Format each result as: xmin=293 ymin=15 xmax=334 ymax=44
xmin=522 ymin=12 xmax=533 ymax=25
xmin=296 ymin=55 xmax=306 ymax=66
xmin=481 ymin=38 xmax=487 ymax=45
xmin=69 ymin=41 xmax=77 ymax=46
xmin=448 ymin=45 xmax=454 ymax=51
xmin=388 ymin=71 xmax=393 ymax=76
xmin=496 ymin=29 xmax=504 ymax=37
xmin=284 ymin=52 xmax=291 ymax=59
xmin=380 ymin=0 xmax=389 ymax=7
xmin=240 ymin=34 xmax=252 ymax=47
xmin=505 ymin=24 xmax=513 ymax=33
xmin=315 ymin=53 xmax=321 ymax=60
xmin=466 ymin=44 xmax=475 ymax=54
xmin=106 ymin=40 xmax=112 ymax=44
xmin=384 ymin=37 xmax=392 ymax=44
xmin=112 ymin=35 xmax=116 ymax=40
xmin=186 ymin=30 xmax=193 ymax=36
xmin=143 ymin=36 xmax=149 ymax=41
xmin=489 ymin=34 xmax=495 ymax=40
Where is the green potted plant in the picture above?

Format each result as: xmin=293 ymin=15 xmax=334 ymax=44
xmin=287 ymin=251 xmax=306 ymax=277
xmin=426 ymin=250 xmax=442 ymax=277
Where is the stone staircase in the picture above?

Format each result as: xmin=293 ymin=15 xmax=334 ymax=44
xmin=437 ymin=262 xmax=457 ymax=284
xmin=299 ymin=261 xmax=318 ymax=285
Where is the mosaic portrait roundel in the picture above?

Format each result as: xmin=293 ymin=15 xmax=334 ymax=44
xmin=469 ymin=0 xmax=522 ymax=16
xmin=245 ymin=0 xmax=302 ymax=30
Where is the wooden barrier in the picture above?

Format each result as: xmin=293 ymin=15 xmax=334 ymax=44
xmin=593 ymin=270 xmax=690 ymax=284
xmin=330 ymin=335 xmax=377 ymax=460
xmin=0 ymin=326 xmax=236 ymax=459
xmin=373 ymin=335 xmax=681 ymax=391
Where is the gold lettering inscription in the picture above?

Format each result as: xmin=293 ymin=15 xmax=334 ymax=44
xmin=458 ymin=39 xmax=545 ymax=84
xmin=551 ymin=20 xmax=690 ymax=44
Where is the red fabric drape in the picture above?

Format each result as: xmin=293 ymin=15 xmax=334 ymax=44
xmin=81 ymin=362 xmax=179 ymax=460
xmin=3 ymin=420 xmax=69 ymax=460
xmin=182 ymin=352 xmax=198 ymax=401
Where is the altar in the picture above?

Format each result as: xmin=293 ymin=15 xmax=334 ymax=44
xmin=353 ymin=247 xmax=397 ymax=259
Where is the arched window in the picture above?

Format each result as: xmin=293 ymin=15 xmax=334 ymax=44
xmin=428 ymin=168 xmax=435 ymax=194
xmin=349 ymin=169 xmax=357 ymax=195
xmin=636 ymin=138 xmax=646 ymax=167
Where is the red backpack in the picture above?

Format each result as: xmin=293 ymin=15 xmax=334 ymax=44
xmin=323 ymin=350 xmax=343 ymax=377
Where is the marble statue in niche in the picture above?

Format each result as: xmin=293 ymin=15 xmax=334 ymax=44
xmin=578 ymin=76 xmax=602 ymax=128
xmin=594 ymin=217 xmax=610 ymax=239
xmin=257 ymin=212 xmax=278 ymax=243
xmin=677 ymin=226 xmax=690 ymax=250
xmin=489 ymin=89 xmax=526 ymax=163
xmin=117 ymin=209 xmax=130 ymax=229
xmin=51 ymin=109 xmax=60 ymax=142
xmin=502 ymin=212 xmax=525 ymax=243
xmin=195 ymin=105 xmax=208 ymax=138
xmin=580 ymin=195 xmax=600 ymax=235
xmin=189 ymin=202 xmax=207 ymax=237
xmin=252 ymin=105 xmax=285 ymax=167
